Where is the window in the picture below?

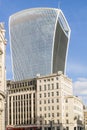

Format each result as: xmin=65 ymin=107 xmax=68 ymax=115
xmin=52 ymin=113 xmax=54 ymax=117
xmin=48 ymin=99 xmax=50 ymax=103
xmin=57 ymin=120 xmax=59 ymax=124
xmin=47 ymin=79 xmax=50 ymax=81
xmin=66 ymin=113 xmax=68 ymax=117
xmin=56 ymin=77 xmax=58 ymax=80
xmin=48 ymin=106 xmax=50 ymax=110
xmin=66 ymin=127 xmax=69 ymax=130
xmin=44 ymin=100 xmax=46 ymax=104
xmin=52 ymin=106 xmax=54 ymax=110
xmin=39 ymin=101 xmax=41 ymax=104
xmin=44 ymin=79 xmax=46 ymax=82
xmin=40 ymin=107 xmax=42 ymax=111
xmin=57 ymin=105 xmax=59 ymax=109
xmin=45 ymin=120 xmax=47 ymax=124
xmin=44 ymin=93 xmax=46 ymax=97
xmin=48 ymin=93 xmax=50 ymax=97
xmin=56 ymin=83 xmax=59 ymax=89
xmin=40 ymin=121 xmax=42 ymax=125
xmin=57 ymin=113 xmax=59 ymax=116
xmin=44 ymin=114 xmax=46 ymax=118
xmin=66 ymin=120 xmax=69 ymax=124
xmin=48 ymin=84 xmax=50 ymax=90
xmin=39 ymin=94 xmax=42 ymax=98
xmin=25 ymin=82 xmax=27 ymax=86
xmin=39 ymin=86 xmax=41 ymax=91
xmin=44 ymin=85 xmax=46 ymax=90
xmin=57 ymin=99 xmax=59 ymax=102
xmin=40 ymin=114 xmax=42 ymax=118
xmin=66 ymin=99 xmax=68 ymax=103
xmin=52 ymin=99 xmax=54 ymax=103
xmin=44 ymin=107 xmax=46 ymax=111
xmin=52 ymin=92 xmax=54 ymax=96
xmin=56 ymin=91 xmax=59 ymax=96
xmin=52 ymin=84 xmax=54 ymax=89
xmin=51 ymin=78 xmax=54 ymax=81
xmin=48 ymin=113 xmax=50 ymax=117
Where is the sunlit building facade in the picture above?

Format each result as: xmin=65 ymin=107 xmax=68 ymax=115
xmin=0 ymin=23 xmax=7 ymax=130
xmin=6 ymin=72 xmax=73 ymax=130
xmin=6 ymin=72 xmax=84 ymax=130
xmin=9 ymin=8 xmax=71 ymax=81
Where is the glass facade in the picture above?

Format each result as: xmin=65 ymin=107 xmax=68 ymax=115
xmin=9 ymin=8 xmax=71 ymax=81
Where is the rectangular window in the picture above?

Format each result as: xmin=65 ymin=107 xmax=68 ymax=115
xmin=44 ymin=107 xmax=46 ymax=111
xmin=40 ymin=107 xmax=42 ymax=111
xmin=44 ymin=93 xmax=46 ymax=97
xmin=52 ymin=113 xmax=54 ymax=117
xmin=52 ymin=99 xmax=54 ymax=103
xmin=66 ymin=99 xmax=68 ymax=103
xmin=48 ymin=93 xmax=50 ymax=97
xmin=57 ymin=113 xmax=59 ymax=116
xmin=39 ymin=101 xmax=41 ymax=104
xmin=57 ymin=105 xmax=59 ymax=109
xmin=48 ymin=84 xmax=50 ymax=90
xmin=44 ymin=114 xmax=46 ymax=117
xmin=39 ymin=94 xmax=42 ymax=98
xmin=56 ymin=77 xmax=58 ymax=80
xmin=66 ymin=127 xmax=69 ymax=130
xmin=57 ymin=120 xmax=59 ymax=124
xmin=66 ymin=113 xmax=68 ymax=117
xmin=40 ymin=114 xmax=42 ymax=118
xmin=56 ymin=83 xmax=59 ymax=89
xmin=48 ymin=106 xmax=50 ymax=110
xmin=39 ymin=86 xmax=41 ymax=91
xmin=44 ymin=85 xmax=46 ymax=90
xmin=56 ymin=91 xmax=59 ymax=96
xmin=48 ymin=99 xmax=50 ymax=103
xmin=52 ymin=106 xmax=54 ymax=110
xmin=51 ymin=78 xmax=54 ymax=81
xmin=48 ymin=113 xmax=50 ymax=117
xmin=57 ymin=99 xmax=59 ymax=102
xmin=44 ymin=100 xmax=46 ymax=104
xmin=66 ymin=120 xmax=69 ymax=124
xmin=52 ymin=92 xmax=54 ymax=96
xmin=52 ymin=84 xmax=54 ymax=89
xmin=47 ymin=79 xmax=50 ymax=81
xmin=44 ymin=79 xmax=46 ymax=82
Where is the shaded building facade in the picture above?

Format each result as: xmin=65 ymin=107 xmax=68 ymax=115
xmin=9 ymin=8 xmax=71 ymax=81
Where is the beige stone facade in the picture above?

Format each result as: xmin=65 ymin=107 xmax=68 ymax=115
xmin=6 ymin=72 xmax=84 ymax=130
xmin=64 ymin=96 xmax=84 ymax=130
xmin=0 ymin=23 xmax=7 ymax=130
xmin=36 ymin=72 xmax=73 ymax=130
xmin=84 ymin=109 xmax=87 ymax=130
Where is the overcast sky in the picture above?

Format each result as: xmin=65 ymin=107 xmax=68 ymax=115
xmin=0 ymin=0 xmax=87 ymax=104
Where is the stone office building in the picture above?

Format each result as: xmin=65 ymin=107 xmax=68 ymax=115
xmin=6 ymin=72 xmax=84 ymax=130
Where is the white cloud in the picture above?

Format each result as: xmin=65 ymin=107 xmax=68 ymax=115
xmin=73 ymin=77 xmax=87 ymax=105
xmin=66 ymin=61 xmax=87 ymax=75
xmin=73 ymin=78 xmax=87 ymax=95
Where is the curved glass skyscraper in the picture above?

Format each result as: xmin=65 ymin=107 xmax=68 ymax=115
xmin=9 ymin=8 xmax=71 ymax=81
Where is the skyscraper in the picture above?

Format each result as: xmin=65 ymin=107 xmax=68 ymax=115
xmin=9 ymin=8 xmax=71 ymax=81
